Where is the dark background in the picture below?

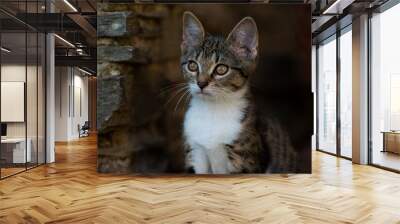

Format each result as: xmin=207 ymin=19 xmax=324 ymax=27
xmin=97 ymin=4 xmax=312 ymax=173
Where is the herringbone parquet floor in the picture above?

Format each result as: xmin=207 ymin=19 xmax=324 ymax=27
xmin=1 ymin=135 xmax=400 ymax=224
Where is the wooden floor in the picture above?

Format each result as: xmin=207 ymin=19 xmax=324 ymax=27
xmin=1 ymin=167 xmax=26 ymax=178
xmin=372 ymin=150 xmax=400 ymax=171
xmin=0 ymin=135 xmax=400 ymax=224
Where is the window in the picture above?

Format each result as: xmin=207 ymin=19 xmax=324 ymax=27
xmin=317 ymin=35 xmax=337 ymax=154
xmin=370 ymin=2 xmax=400 ymax=171
xmin=316 ymin=24 xmax=353 ymax=159
xmin=339 ymin=28 xmax=352 ymax=158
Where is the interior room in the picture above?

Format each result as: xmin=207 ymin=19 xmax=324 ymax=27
xmin=0 ymin=6 xmax=46 ymax=178
xmin=54 ymin=66 xmax=91 ymax=141
xmin=314 ymin=0 xmax=400 ymax=171
xmin=0 ymin=0 xmax=399 ymax=223
xmin=0 ymin=0 xmax=96 ymax=179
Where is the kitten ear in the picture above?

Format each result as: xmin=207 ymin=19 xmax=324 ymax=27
xmin=226 ymin=17 xmax=258 ymax=61
xmin=182 ymin=11 xmax=205 ymax=53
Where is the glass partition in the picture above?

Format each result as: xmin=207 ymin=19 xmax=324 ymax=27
xmin=0 ymin=1 xmax=46 ymax=179
xmin=1 ymin=31 xmax=28 ymax=177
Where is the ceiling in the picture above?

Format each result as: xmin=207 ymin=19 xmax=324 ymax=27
xmin=1 ymin=0 xmax=391 ymax=74
xmin=0 ymin=0 xmax=97 ymax=74
xmin=311 ymin=0 xmax=391 ymax=43
xmin=1 ymin=32 xmax=45 ymax=65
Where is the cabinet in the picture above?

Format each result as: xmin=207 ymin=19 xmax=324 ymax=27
xmin=382 ymin=132 xmax=400 ymax=154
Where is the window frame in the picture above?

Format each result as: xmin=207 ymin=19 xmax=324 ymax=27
xmin=315 ymin=23 xmax=353 ymax=161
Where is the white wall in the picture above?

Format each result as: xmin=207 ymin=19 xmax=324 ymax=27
xmin=55 ymin=66 xmax=69 ymax=141
xmin=1 ymin=63 xmax=46 ymax=164
xmin=1 ymin=82 xmax=25 ymax=122
xmin=1 ymin=65 xmax=39 ymax=138
xmin=55 ymin=66 xmax=89 ymax=141
xmin=1 ymin=65 xmax=26 ymax=138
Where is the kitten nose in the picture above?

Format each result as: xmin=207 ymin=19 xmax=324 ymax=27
xmin=197 ymin=81 xmax=209 ymax=90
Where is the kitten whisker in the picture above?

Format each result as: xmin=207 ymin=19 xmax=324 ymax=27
xmin=164 ymin=86 xmax=189 ymax=108
xmin=158 ymin=83 xmax=188 ymax=97
xmin=159 ymin=82 xmax=187 ymax=92
xmin=174 ymin=89 xmax=190 ymax=113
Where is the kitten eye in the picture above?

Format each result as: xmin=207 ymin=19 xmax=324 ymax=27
xmin=187 ymin=61 xmax=198 ymax=72
xmin=215 ymin=64 xmax=229 ymax=76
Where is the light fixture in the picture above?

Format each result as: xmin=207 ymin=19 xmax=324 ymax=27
xmin=76 ymin=48 xmax=87 ymax=56
xmin=78 ymin=67 xmax=93 ymax=76
xmin=1 ymin=47 xmax=11 ymax=53
xmin=322 ymin=0 xmax=355 ymax=15
xmin=63 ymin=0 xmax=78 ymax=12
xmin=54 ymin=34 xmax=75 ymax=48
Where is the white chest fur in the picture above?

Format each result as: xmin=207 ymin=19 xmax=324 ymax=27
xmin=184 ymin=98 xmax=245 ymax=147
xmin=184 ymin=95 xmax=248 ymax=174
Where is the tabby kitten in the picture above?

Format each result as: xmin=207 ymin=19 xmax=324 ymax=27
xmin=181 ymin=12 xmax=300 ymax=174
xmin=181 ymin=12 xmax=268 ymax=174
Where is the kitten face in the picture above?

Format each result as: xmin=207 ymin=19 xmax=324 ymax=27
xmin=181 ymin=12 xmax=258 ymax=99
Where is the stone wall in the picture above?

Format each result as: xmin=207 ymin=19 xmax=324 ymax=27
xmin=97 ymin=4 xmax=186 ymax=173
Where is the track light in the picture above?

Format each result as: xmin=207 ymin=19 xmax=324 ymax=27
xmin=1 ymin=47 xmax=11 ymax=53
xmin=63 ymin=0 xmax=78 ymax=12
xmin=54 ymin=34 xmax=75 ymax=48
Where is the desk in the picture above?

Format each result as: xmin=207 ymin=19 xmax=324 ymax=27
xmin=382 ymin=131 xmax=400 ymax=154
xmin=1 ymin=138 xmax=31 ymax=163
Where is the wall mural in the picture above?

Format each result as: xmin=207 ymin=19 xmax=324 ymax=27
xmin=97 ymin=3 xmax=312 ymax=174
